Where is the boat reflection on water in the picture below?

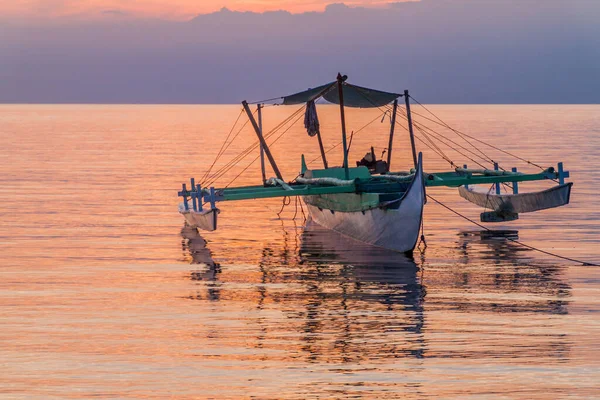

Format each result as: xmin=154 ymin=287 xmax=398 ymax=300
xmin=180 ymin=223 xmax=571 ymax=363
xmin=261 ymin=221 xmax=428 ymax=362
xmin=453 ymin=229 xmax=571 ymax=315
xmin=182 ymin=221 xmax=427 ymax=361
xmin=181 ymin=224 xmax=221 ymax=301
xmin=299 ymin=221 xmax=425 ymax=314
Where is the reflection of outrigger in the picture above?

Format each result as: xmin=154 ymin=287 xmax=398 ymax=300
xmin=178 ymin=73 xmax=572 ymax=254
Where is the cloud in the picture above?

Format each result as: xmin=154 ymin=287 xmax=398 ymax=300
xmin=101 ymin=9 xmax=131 ymax=17
xmin=1 ymin=0 xmax=411 ymax=20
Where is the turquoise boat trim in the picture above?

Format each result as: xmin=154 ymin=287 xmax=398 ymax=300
xmin=177 ymin=165 xmax=569 ymax=203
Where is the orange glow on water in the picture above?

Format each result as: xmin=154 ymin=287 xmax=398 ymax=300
xmin=1 ymin=104 xmax=599 ymax=398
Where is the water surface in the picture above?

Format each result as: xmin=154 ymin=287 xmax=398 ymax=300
xmin=1 ymin=104 xmax=599 ymax=398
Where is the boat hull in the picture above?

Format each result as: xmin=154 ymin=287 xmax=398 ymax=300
xmin=304 ymin=203 xmax=423 ymax=253
xmin=302 ymin=155 xmax=425 ymax=254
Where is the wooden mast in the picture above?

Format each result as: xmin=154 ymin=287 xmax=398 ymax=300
xmin=337 ymin=73 xmax=349 ymax=179
xmin=257 ymin=104 xmax=267 ymax=183
xmin=386 ymin=99 xmax=398 ymax=171
xmin=316 ymin=130 xmax=328 ymax=169
xmin=242 ymin=100 xmax=283 ymax=180
xmin=404 ymin=90 xmax=418 ymax=168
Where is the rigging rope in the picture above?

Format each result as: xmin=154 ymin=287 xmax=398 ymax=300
xmin=223 ymin=106 xmax=307 ymax=188
xmin=200 ymin=108 xmax=245 ymax=185
xmin=248 ymin=96 xmax=284 ymax=105
xmin=409 ymin=96 xmax=496 ymax=166
xmin=204 ymin=104 xmax=306 ymax=187
xmin=392 ymin=105 xmax=514 ymax=190
xmin=408 ymin=114 xmax=492 ymax=167
xmin=201 ymin=115 xmax=254 ymax=184
xmin=381 ymin=104 xmax=456 ymax=167
xmin=201 ymin=108 xmax=260 ymax=186
xmin=205 ymin=105 xmax=304 ymax=185
xmin=411 ymin=119 xmax=456 ymax=167
xmin=408 ymin=95 xmax=546 ymax=170
xmin=393 ymin=104 xmax=491 ymax=169
xmin=427 ymin=194 xmax=598 ymax=267
xmin=412 ymin=133 xmax=455 ymax=166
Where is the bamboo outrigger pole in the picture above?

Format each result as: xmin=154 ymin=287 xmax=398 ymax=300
xmin=386 ymin=99 xmax=398 ymax=171
xmin=404 ymin=90 xmax=418 ymax=169
xmin=337 ymin=73 xmax=349 ymax=180
xmin=242 ymin=100 xmax=283 ymax=180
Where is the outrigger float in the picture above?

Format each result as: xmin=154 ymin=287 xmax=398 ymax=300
xmin=178 ymin=74 xmax=572 ymax=254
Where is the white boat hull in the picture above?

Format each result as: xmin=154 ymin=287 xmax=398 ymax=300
xmin=303 ymin=155 xmax=425 ymax=254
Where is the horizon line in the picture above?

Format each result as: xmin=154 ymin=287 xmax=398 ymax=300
xmin=1 ymin=102 xmax=598 ymax=106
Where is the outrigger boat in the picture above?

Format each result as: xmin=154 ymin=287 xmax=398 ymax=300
xmin=178 ymin=74 xmax=572 ymax=254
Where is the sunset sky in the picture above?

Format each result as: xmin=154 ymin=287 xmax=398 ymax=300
xmin=2 ymin=0 xmax=598 ymax=104
xmin=1 ymin=0 xmax=405 ymax=19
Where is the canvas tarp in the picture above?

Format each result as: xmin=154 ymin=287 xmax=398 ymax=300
xmin=282 ymin=81 xmax=401 ymax=108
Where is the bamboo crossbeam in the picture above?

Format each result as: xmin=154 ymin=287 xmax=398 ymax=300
xmin=425 ymin=169 xmax=563 ymax=187
xmin=454 ymin=167 xmax=525 ymax=176
xmin=212 ymin=184 xmax=358 ymax=201
xmin=178 ymin=166 xmax=567 ymax=203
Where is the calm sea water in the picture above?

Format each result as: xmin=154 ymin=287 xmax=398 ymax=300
xmin=1 ymin=104 xmax=599 ymax=399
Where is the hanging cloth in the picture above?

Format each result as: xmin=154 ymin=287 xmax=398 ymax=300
xmin=304 ymin=100 xmax=320 ymax=137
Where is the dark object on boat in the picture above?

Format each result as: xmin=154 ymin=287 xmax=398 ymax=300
xmin=356 ymin=146 xmax=388 ymax=174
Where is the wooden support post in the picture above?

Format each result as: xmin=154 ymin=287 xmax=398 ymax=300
xmin=190 ymin=178 xmax=197 ymax=211
xmin=301 ymin=154 xmax=308 ymax=174
xmin=182 ymin=183 xmax=189 ymax=211
xmin=196 ymin=184 xmax=203 ymax=211
xmin=386 ymin=99 xmax=398 ymax=171
xmin=209 ymin=187 xmax=217 ymax=210
xmin=404 ymin=90 xmax=418 ymax=169
xmin=257 ymin=104 xmax=267 ymax=183
xmin=512 ymin=167 xmax=518 ymax=194
xmin=316 ymin=131 xmax=328 ymax=169
xmin=494 ymin=163 xmax=501 ymax=194
xmin=558 ymin=162 xmax=565 ymax=185
xmin=242 ymin=100 xmax=283 ymax=180
xmin=337 ymin=73 xmax=349 ymax=179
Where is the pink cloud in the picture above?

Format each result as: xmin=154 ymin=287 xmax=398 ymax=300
xmin=0 ymin=0 xmax=415 ymax=20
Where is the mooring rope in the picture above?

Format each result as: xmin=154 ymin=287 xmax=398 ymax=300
xmin=277 ymin=196 xmax=291 ymax=217
xmin=426 ymin=194 xmax=598 ymax=267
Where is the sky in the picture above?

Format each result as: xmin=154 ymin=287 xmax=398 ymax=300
xmin=1 ymin=0 xmax=599 ymax=104
xmin=1 ymin=0 xmax=405 ymax=19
